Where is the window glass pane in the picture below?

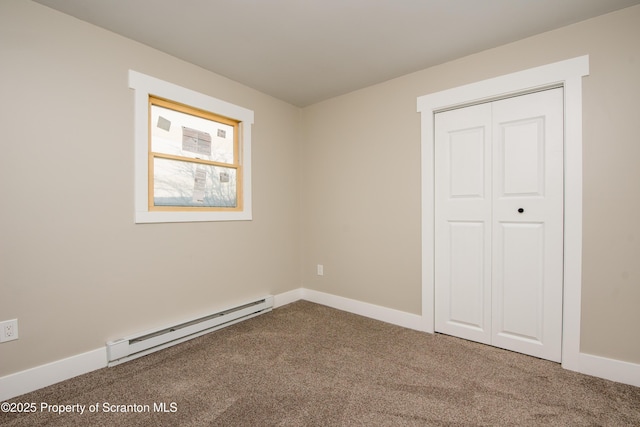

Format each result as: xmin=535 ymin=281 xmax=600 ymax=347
xmin=151 ymin=104 xmax=235 ymax=164
xmin=153 ymin=157 xmax=237 ymax=207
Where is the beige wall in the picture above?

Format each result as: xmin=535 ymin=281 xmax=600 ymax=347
xmin=0 ymin=0 xmax=301 ymax=376
xmin=301 ymin=6 xmax=640 ymax=364
xmin=1 ymin=0 xmax=639 ymax=379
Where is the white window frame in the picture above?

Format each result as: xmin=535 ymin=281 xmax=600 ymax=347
xmin=130 ymin=70 xmax=254 ymax=223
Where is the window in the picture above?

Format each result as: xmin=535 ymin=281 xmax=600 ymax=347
xmin=149 ymin=97 xmax=241 ymax=210
xmin=130 ymin=70 xmax=254 ymax=223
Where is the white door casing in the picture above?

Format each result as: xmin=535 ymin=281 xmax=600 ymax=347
xmin=418 ymin=56 xmax=589 ymax=368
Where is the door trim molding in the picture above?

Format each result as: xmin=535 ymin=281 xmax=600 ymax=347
xmin=417 ymin=56 xmax=589 ymax=370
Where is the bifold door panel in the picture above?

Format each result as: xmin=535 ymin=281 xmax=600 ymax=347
xmin=435 ymin=88 xmax=563 ymax=362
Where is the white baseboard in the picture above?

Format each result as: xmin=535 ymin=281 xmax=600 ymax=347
xmin=564 ymin=351 xmax=640 ymax=388
xmin=2 ymin=287 xmax=638 ymax=401
xmin=0 ymin=347 xmax=106 ymax=401
xmin=301 ymin=288 xmax=424 ymax=331
xmin=273 ymin=288 xmax=304 ymax=308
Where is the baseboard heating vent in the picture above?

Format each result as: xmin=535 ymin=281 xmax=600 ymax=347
xmin=106 ymin=295 xmax=273 ymax=366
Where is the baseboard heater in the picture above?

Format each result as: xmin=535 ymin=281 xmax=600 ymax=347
xmin=106 ymin=295 xmax=273 ymax=366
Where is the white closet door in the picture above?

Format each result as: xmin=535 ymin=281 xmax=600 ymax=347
xmin=435 ymin=88 xmax=564 ymax=362
xmin=491 ymin=88 xmax=564 ymax=362
xmin=435 ymin=103 xmax=493 ymax=345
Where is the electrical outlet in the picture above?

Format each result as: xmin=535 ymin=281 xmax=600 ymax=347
xmin=0 ymin=319 xmax=19 ymax=343
xmin=317 ymin=264 xmax=324 ymax=276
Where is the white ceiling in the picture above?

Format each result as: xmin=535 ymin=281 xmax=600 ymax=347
xmin=33 ymin=0 xmax=640 ymax=107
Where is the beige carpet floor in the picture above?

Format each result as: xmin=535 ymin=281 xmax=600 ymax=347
xmin=1 ymin=301 xmax=639 ymax=426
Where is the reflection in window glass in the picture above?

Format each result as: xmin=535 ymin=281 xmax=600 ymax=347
xmin=151 ymin=104 xmax=235 ymax=164
xmin=153 ymin=158 xmax=237 ymax=208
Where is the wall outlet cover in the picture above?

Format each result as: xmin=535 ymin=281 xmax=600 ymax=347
xmin=0 ymin=319 xmax=19 ymax=342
